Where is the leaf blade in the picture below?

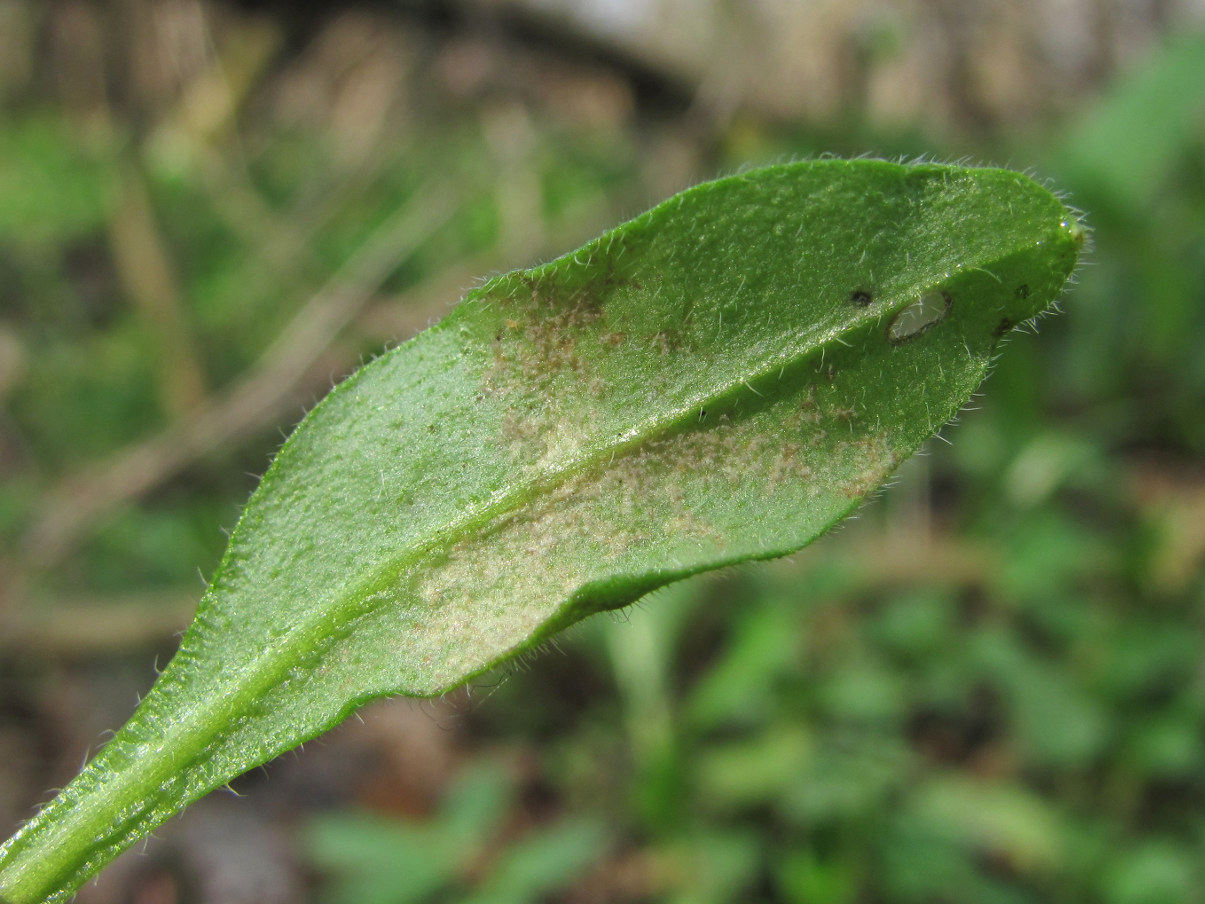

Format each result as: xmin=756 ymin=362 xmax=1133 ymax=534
xmin=0 ymin=160 xmax=1084 ymax=904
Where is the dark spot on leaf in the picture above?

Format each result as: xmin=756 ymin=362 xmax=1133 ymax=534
xmin=849 ymin=289 xmax=873 ymax=307
xmin=993 ymin=318 xmax=1014 ymax=338
xmin=1015 ymin=284 xmax=1030 ymax=299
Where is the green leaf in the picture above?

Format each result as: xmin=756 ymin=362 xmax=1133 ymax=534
xmin=457 ymin=818 xmax=605 ymax=904
xmin=304 ymin=762 xmax=514 ymax=904
xmin=1058 ymin=35 xmax=1205 ymax=211
xmin=0 ymin=159 xmax=1084 ymax=904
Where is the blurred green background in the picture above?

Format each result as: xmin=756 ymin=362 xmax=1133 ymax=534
xmin=1 ymin=1 xmax=1204 ymax=902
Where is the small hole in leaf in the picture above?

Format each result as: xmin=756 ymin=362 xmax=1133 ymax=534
xmin=889 ymin=290 xmax=951 ymax=344
xmin=849 ymin=289 xmax=873 ymax=307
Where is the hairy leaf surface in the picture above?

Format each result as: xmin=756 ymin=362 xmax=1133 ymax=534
xmin=0 ymin=160 xmax=1084 ymax=904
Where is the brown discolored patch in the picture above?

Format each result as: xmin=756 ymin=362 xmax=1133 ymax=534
xmin=784 ymin=384 xmax=859 ymax=434
xmin=767 ymin=440 xmax=809 ymax=486
xmin=652 ymin=328 xmax=687 ymax=356
xmin=484 ymin=275 xmax=612 ymax=462
xmin=836 ymin=431 xmax=900 ymax=498
xmin=486 ymin=260 xmax=637 ymax=397
xmin=401 ymin=377 xmax=907 ymax=688
xmin=799 ymin=384 xmax=821 ymax=416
